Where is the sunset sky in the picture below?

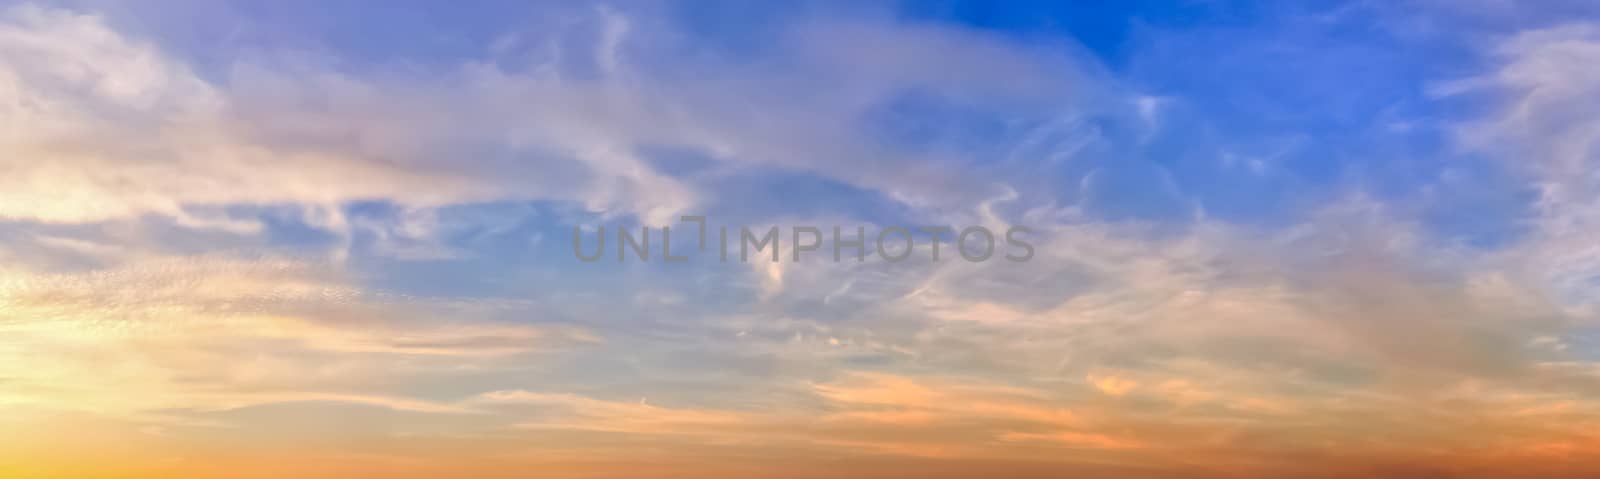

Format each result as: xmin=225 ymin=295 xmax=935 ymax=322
xmin=4 ymin=1 xmax=1600 ymax=477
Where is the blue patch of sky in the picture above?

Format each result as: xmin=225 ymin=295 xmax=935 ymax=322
xmin=58 ymin=0 xmax=1557 ymax=256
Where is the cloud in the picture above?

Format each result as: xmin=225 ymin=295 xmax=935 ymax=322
xmin=0 ymin=2 xmax=1124 ymax=236
xmin=1440 ymin=23 xmax=1600 ymax=312
xmin=5 ymin=2 xmax=1600 ymax=478
xmin=0 ymin=254 xmax=595 ymax=420
xmin=1086 ymin=374 xmax=1137 ymax=397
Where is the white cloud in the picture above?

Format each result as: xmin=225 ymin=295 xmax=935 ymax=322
xmin=0 ymin=3 xmax=1125 ymax=237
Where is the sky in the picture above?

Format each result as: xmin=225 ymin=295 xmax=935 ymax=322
xmin=3 ymin=0 xmax=1600 ymax=477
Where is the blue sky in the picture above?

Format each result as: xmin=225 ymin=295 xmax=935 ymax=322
xmin=4 ymin=1 xmax=1600 ymax=478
